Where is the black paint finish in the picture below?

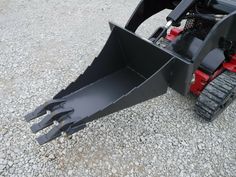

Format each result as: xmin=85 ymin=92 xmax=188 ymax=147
xmin=25 ymin=0 xmax=236 ymax=144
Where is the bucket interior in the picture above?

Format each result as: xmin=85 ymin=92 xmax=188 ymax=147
xmin=55 ymin=26 xmax=173 ymax=118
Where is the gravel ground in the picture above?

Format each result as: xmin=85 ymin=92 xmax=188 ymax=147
xmin=0 ymin=0 xmax=236 ymax=176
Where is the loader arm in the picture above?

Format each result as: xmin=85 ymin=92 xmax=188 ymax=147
xmin=125 ymin=0 xmax=174 ymax=32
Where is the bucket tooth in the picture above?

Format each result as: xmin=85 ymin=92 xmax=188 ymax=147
xmin=30 ymin=108 xmax=74 ymax=133
xmin=36 ymin=120 xmax=86 ymax=145
xmin=25 ymin=99 xmax=65 ymax=122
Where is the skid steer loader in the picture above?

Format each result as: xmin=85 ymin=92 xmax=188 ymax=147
xmin=25 ymin=0 xmax=236 ymax=145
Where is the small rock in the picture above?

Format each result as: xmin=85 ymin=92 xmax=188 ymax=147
xmin=197 ymin=143 xmax=205 ymax=150
xmin=172 ymin=139 xmax=179 ymax=146
xmin=78 ymin=148 xmax=83 ymax=153
xmin=68 ymin=170 xmax=73 ymax=175
xmin=0 ymin=164 xmax=5 ymax=171
xmin=48 ymin=154 xmax=56 ymax=160
xmin=8 ymin=161 xmax=13 ymax=167
xmin=32 ymin=165 xmax=38 ymax=170
xmin=112 ymin=168 xmax=117 ymax=174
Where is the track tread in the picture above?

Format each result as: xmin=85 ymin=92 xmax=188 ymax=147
xmin=195 ymin=71 xmax=236 ymax=121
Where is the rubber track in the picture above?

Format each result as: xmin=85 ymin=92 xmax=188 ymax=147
xmin=195 ymin=71 xmax=236 ymax=121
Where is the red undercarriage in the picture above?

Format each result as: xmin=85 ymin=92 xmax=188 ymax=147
xmin=191 ymin=54 xmax=236 ymax=96
xmin=166 ymin=28 xmax=236 ymax=96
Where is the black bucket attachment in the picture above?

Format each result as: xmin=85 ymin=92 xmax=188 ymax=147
xmin=25 ymin=24 xmax=173 ymax=144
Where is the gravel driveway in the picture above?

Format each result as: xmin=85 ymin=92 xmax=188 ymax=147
xmin=0 ymin=0 xmax=235 ymax=176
